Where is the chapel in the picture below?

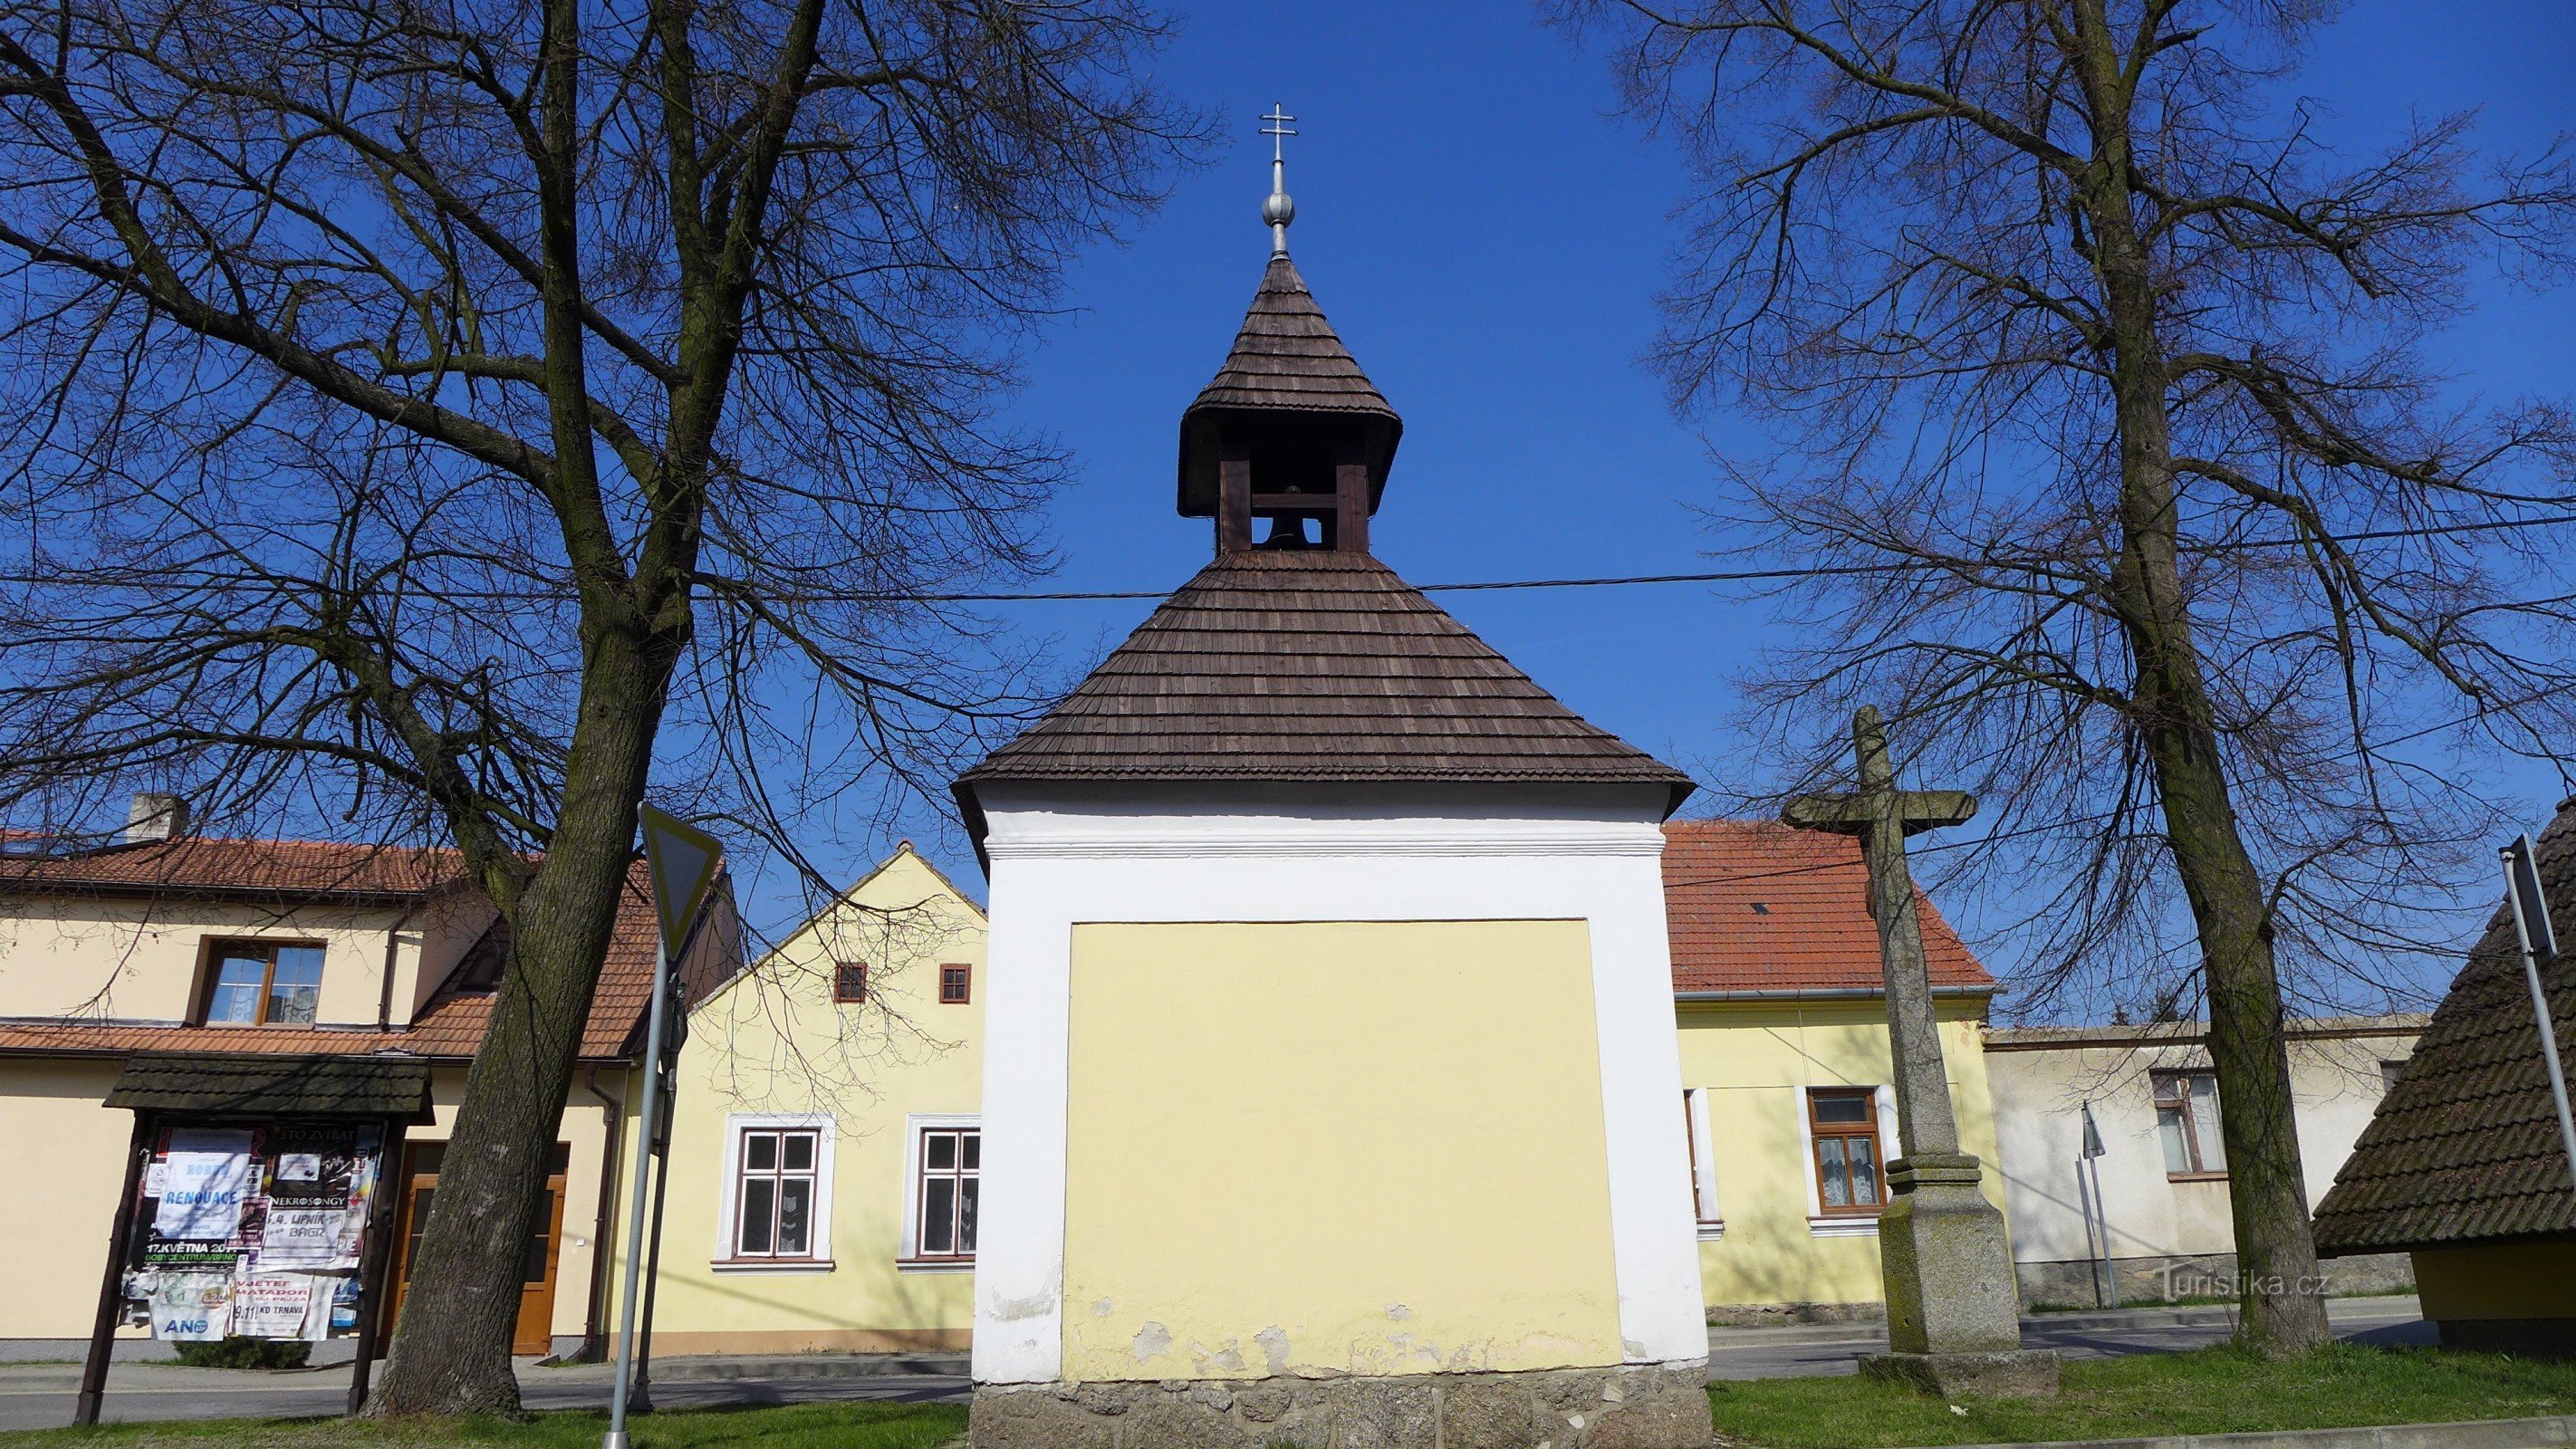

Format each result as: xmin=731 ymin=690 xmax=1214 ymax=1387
xmin=953 ymin=134 xmax=1716 ymax=1449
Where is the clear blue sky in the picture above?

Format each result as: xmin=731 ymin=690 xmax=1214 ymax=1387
xmin=872 ymin=1 xmax=2576 ymax=993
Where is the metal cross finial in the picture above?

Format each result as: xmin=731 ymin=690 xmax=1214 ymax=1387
xmin=1260 ymin=102 xmax=1296 ymax=256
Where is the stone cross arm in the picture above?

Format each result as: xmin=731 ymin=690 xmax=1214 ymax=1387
xmin=1781 ymin=790 xmax=1977 ymax=836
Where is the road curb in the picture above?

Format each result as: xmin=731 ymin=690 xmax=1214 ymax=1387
xmin=1919 ymin=1413 xmax=2576 ymax=1449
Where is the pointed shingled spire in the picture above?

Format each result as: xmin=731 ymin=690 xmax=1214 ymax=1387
xmin=1176 ymin=254 xmax=1402 ymax=519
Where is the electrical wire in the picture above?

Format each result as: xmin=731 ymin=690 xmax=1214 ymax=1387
xmin=4 ymin=510 xmax=2574 ymax=605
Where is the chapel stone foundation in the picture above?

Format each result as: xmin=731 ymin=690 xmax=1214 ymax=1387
xmin=968 ymin=1363 xmax=1715 ymax=1449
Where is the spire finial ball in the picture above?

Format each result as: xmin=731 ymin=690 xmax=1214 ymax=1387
xmin=1263 ymin=189 xmax=1295 ymax=228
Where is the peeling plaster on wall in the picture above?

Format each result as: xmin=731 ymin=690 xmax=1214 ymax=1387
xmin=1090 ymin=1298 xmax=1114 ymax=1317
xmin=1130 ymin=1321 xmax=1171 ymax=1362
xmin=1387 ymin=1303 xmax=1411 ymax=1320
xmin=1256 ymin=1326 xmax=1291 ymax=1376
xmin=989 ymin=1286 xmax=1057 ymax=1323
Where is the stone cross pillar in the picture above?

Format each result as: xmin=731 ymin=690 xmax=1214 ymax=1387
xmin=1785 ymin=705 xmax=2059 ymax=1399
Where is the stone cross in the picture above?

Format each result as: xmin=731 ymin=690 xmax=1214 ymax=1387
xmin=1782 ymin=705 xmax=1975 ymax=1160
xmin=1782 ymin=705 xmax=2059 ymax=1399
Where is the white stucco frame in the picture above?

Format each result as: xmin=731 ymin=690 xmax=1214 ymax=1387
xmin=710 ymin=1110 xmax=838 ymax=1272
xmin=967 ymin=782 xmax=1708 ymax=1385
xmin=1685 ymin=1087 xmax=1723 ymax=1238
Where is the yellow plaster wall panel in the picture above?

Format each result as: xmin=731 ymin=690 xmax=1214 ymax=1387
xmin=0 ymin=1059 xmax=139 ymax=1338
xmin=1060 ymin=919 xmax=1621 ymax=1383
xmin=2415 ymin=1241 xmax=2576 ymax=1320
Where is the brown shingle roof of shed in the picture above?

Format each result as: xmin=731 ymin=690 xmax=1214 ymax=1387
xmin=956 ymin=550 xmax=1694 ymax=820
xmin=1662 ymin=820 xmax=1994 ymax=996
xmin=2313 ymin=799 xmax=2576 ymax=1254
xmin=105 ymin=1052 xmax=436 ymax=1121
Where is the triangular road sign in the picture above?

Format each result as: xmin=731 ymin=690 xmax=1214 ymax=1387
xmin=639 ymin=805 xmax=725 ymax=954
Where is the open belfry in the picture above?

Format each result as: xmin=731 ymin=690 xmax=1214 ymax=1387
xmin=954 ymin=115 xmax=1716 ymax=1449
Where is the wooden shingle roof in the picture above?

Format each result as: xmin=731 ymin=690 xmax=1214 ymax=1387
xmin=956 ymin=550 xmax=1693 ymax=820
xmin=2313 ymin=799 xmax=2576 ymax=1254
xmin=1177 ymin=254 xmax=1402 ymax=517
xmin=105 ymin=1052 xmax=435 ymax=1121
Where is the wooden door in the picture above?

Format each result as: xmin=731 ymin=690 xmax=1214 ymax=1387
xmin=386 ymin=1142 xmax=571 ymax=1357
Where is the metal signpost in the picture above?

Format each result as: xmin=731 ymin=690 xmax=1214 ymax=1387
xmin=2500 ymin=833 xmax=2576 ymax=1193
xmin=2078 ymin=1101 xmax=2117 ymax=1309
xmin=603 ymin=806 xmax=724 ymax=1449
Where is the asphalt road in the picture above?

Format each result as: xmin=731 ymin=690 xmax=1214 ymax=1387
xmin=0 ymin=1299 xmax=2437 ymax=1431
xmin=0 ymin=1362 xmax=974 ymax=1431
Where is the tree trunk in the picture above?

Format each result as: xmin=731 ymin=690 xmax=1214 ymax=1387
xmin=2064 ymin=0 xmax=2331 ymax=1357
xmin=369 ymin=625 xmax=677 ymax=1414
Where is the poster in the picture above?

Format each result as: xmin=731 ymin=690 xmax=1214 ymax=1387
xmin=144 ymin=1272 xmax=233 ymax=1342
xmin=230 ymin=1274 xmax=318 ymax=1339
xmin=153 ymin=1129 xmax=254 ymax=1240
xmin=257 ymin=1208 xmax=354 ymax=1268
xmin=126 ymin=1123 xmax=384 ymax=1341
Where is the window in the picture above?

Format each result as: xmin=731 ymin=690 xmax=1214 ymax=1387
xmin=203 ymin=942 xmax=325 ymax=1025
xmin=1808 ymin=1089 xmax=1885 ymax=1214
xmin=2154 ymin=1070 xmax=2228 ymax=1176
xmin=914 ymin=1127 xmax=979 ymax=1260
xmin=833 ymin=964 xmax=867 ymax=1004
xmin=939 ymin=964 xmax=971 ymax=1004
xmin=733 ymin=1128 xmax=821 ymax=1259
xmin=451 ymin=918 xmax=511 ymax=993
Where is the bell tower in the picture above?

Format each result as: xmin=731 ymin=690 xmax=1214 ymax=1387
xmin=1174 ymin=104 xmax=1403 ymax=556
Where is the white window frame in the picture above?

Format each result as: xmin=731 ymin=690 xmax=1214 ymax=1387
xmin=712 ymin=1112 xmax=836 ymax=1273
xmin=899 ymin=1112 xmax=981 ymax=1273
xmin=1797 ymin=1084 xmax=1898 ymax=1237
xmin=1684 ymin=1088 xmax=1724 ymax=1240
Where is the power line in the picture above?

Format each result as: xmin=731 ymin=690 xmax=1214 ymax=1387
xmin=5 ymin=510 xmax=2575 ymax=605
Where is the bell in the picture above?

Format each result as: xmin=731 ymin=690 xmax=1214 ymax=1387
xmin=1261 ymin=512 xmax=1312 ymax=549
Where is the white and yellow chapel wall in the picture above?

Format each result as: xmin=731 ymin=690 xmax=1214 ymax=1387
xmin=968 ymin=782 xmax=1709 ymax=1387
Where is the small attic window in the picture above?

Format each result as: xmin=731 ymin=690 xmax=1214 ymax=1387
xmin=451 ymin=917 xmax=513 ymax=993
xmin=1749 ymin=902 xmax=1770 ymax=915
xmin=833 ymin=964 xmax=868 ymax=1004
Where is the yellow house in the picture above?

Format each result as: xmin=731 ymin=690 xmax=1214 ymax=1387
xmin=0 ymin=798 xmax=740 ymax=1362
xmin=1662 ymin=820 xmax=2005 ymax=1323
xmin=631 ymin=843 xmax=986 ymax=1354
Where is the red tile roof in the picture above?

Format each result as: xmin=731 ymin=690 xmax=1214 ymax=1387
xmin=0 ymin=848 xmax=735 ymax=1063
xmin=1663 ymin=820 xmax=1996 ymax=996
xmin=0 ymin=837 xmax=466 ymax=898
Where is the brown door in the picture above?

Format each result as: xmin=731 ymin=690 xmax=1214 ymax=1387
xmin=387 ymin=1143 xmax=571 ymax=1357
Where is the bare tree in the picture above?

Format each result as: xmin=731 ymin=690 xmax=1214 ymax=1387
xmin=1560 ymin=0 xmax=2576 ymax=1353
xmin=0 ymin=0 xmax=1199 ymax=1410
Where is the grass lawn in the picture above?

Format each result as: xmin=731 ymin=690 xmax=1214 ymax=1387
xmin=1707 ymin=1343 xmax=2576 ymax=1447
xmin=0 ymin=1402 xmax=966 ymax=1449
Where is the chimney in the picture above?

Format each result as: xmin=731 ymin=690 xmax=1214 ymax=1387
xmin=124 ymin=792 xmax=190 ymax=844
